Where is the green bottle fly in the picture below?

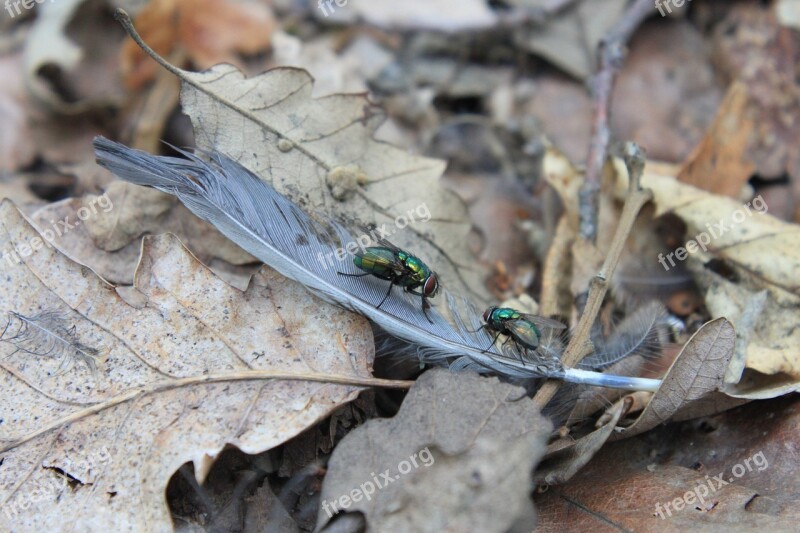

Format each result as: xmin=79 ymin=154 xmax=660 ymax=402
xmin=478 ymin=306 xmax=565 ymax=355
xmin=340 ymin=244 xmax=440 ymax=322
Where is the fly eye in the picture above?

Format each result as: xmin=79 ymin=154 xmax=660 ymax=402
xmin=424 ymin=275 xmax=439 ymax=297
xmin=482 ymin=309 xmax=491 ymax=322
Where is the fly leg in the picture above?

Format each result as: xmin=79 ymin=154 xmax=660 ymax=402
xmin=421 ymin=293 xmax=433 ymax=324
xmin=337 ymin=271 xmax=396 ymax=310
xmin=407 ymin=287 xmax=434 ymax=324
xmin=482 ymin=330 xmax=503 ymax=353
xmin=376 ymin=281 xmax=394 ymax=310
xmin=505 ymin=338 xmax=526 ymax=366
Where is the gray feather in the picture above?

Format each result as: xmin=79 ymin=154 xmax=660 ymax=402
xmin=92 ymin=137 xmax=661 ymax=391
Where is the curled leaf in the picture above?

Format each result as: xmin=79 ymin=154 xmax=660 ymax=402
xmin=611 ymin=318 xmax=736 ymax=441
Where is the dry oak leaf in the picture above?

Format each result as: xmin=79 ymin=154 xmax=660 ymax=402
xmin=29 ymin=185 xmax=257 ymax=285
xmin=614 ymin=160 xmax=800 ymax=384
xmin=317 ymin=368 xmax=552 ymax=532
xmin=0 ymin=200 xmax=404 ymax=531
xmin=117 ymin=15 xmax=491 ymax=307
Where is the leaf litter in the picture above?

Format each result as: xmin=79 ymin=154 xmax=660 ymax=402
xmin=1 ymin=0 xmax=799 ymax=530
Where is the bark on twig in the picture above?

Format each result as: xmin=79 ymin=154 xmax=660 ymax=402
xmin=579 ymin=0 xmax=655 ymax=242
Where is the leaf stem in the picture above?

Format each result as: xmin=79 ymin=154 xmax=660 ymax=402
xmin=0 ymin=371 xmax=412 ymax=453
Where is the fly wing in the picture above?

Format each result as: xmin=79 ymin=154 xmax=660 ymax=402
xmin=504 ymin=319 xmax=541 ymax=349
xmin=349 ymin=222 xmax=405 ymax=254
xmin=517 ymin=314 xmax=567 ymax=330
xmin=355 ymin=248 xmax=404 ymax=276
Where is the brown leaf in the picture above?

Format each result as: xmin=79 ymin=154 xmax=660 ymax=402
xmin=610 ymin=20 xmax=724 ymax=164
xmin=30 ymin=188 xmax=256 ymax=284
xmin=535 ymin=463 xmax=796 ymax=531
xmin=317 ymin=369 xmax=552 ymax=532
xmin=535 ymin=396 xmax=800 ymax=531
xmin=121 ymin=0 xmax=275 ymax=90
xmin=712 ymin=3 xmax=800 ymax=181
xmin=535 ymin=397 xmax=628 ymax=485
xmin=677 ymin=81 xmax=755 ymax=197
xmin=522 ymin=21 xmax=722 ymax=165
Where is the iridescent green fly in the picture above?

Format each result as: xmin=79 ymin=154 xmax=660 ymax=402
xmin=477 ymin=306 xmax=565 ymax=356
xmin=338 ymin=242 xmax=440 ymax=322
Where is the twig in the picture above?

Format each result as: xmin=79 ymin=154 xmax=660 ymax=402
xmin=535 ymin=143 xmax=652 ymax=408
xmin=579 ymin=0 xmax=654 ymax=242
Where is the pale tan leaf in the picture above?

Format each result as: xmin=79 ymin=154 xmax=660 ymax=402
xmin=692 ymin=267 xmax=800 ymax=398
xmin=168 ymin=61 xmax=490 ymax=307
xmin=0 ymin=200 xmax=403 ymax=531
xmin=614 ymin=161 xmax=800 ymax=388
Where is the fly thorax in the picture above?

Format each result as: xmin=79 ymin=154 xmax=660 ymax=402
xmin=404 ymin=256 xmax=427 ymax=282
